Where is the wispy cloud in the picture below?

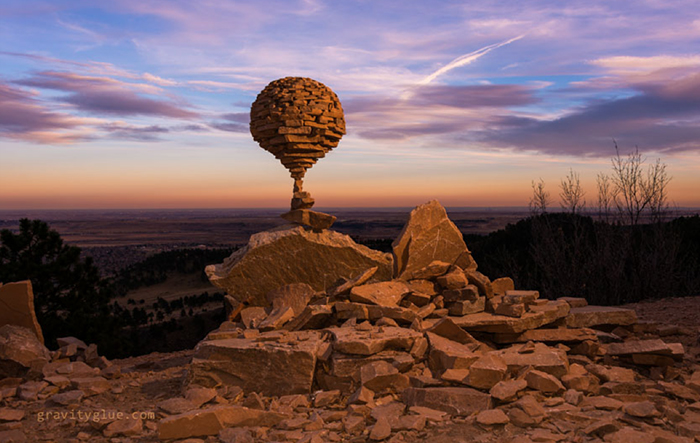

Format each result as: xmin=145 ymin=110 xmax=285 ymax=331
xmin=419 ymin=35 xmax=525 ymax=84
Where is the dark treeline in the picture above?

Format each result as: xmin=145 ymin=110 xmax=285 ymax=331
xmin=111 ymin=247 xmax=235 ymax=294
xmin=466 ymin=213 xmax=700 ymax=305
xmin=0 ymin=218 xmax=235 ymax=358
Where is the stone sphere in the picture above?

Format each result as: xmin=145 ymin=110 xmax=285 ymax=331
xmin=250 ymin=77 xmax=346 ymax=179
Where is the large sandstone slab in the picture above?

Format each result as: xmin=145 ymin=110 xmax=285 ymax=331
xmin=494 ymin=343 xmax=569 ymax=378
xmin=493 ymin=327 xmax=598 ymax=344
xmin=566 ymin=306 xmax=637 ymax=328
xmin=450 ymin=300 xmax=570 ymax=334
xmin=187 ymin=330 xmax=324 ymax=396
xmin=0 ymin=281 xmax=44 ymax=344
xmin=402 ymin=387 xmax=491 ymax=416
xmin=0 ymin=324 xmax=50 ymax=378
xmin=392 ymin=200 xmax=475 ymax=280
xmin=206 ymin=225 xmax=392 ymax=306
xmin=328 ymin=326 xmax=421 ymax=356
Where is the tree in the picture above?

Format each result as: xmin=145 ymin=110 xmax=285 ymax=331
xmin=610 ymin=142 xmax=671 ymax=225
xmin=0 ymin=219 xmax=119 ymax=349
xmin=529 ymin=178 xmax=551 ymax=214
xmin=559 ymin=168 xmax=586 ymax=214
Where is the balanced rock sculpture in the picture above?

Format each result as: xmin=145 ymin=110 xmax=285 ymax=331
xmin=250 ymin=77 xmax=345 ymax=230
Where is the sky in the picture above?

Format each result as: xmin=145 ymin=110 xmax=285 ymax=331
xmin=1 ymin=0 xmax=700 ymax=209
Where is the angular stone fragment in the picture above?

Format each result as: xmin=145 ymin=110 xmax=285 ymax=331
xmin=259 ymin=306 xmax=295 ymax=331
xmin=50 ymin=389 xmax=84 ymax=406
xmin=392 ymin=201 xmax=473 ymax=280
xmin=580 ymin=396 xmax=623 ymax=410
xmin=370 ymin=415 xmax=392 ymax=440
xmin=436 ymin=269 xmax=468 ymax=290
xmin=451 ymin=309 xmax=566 ymax=334
xmin=329 ymin=326 xmax=420 ymax=356
xmin=585 ymin=364 xmax=636 ymax=383
xmin=566 ymin=306 xmax=637 ymax=328
xmin=0 ymin=281 xmax=44 ymax=343
xmin=466 ymin=353 xmax=508 ymax=390
xmin=281 ymin=209 xmax=336 ymax=231
xmin=442 ymin=285 xmax=479 ymax=302
xmin=448 ymin=297 xmax=485 ymax=315
xmin=491 ymin=277 xmax=514 ymax=296
xmin=606 ymin=339 xmax=672 ymax=356
xmin=525 ymin=370 xmax=565 ymax=394
xmin=284 ymin=305 xmax=333 ymax=331
xmin=0 ymin=407 xmax=25 ymax=422
xmin=0 ymin=324 xmax=50 ymax=378
xmin=408 ymin=261 xmax=451 ymax=280
xmin=70 ymin=377 xmax=110 ymax=396
xmin=426 ymin=317 xmax=477 ymax=345
xmin=328 ymin=267 xmax=378 ymax=297
xmin=402 ymin=387 xmax=491 ymax=416
xmin=476 ymin=408 xmax=509 ymax=426
xmin=103 ymin=418 xmax=143 ymax=438
xmin=490 ymin=379 xmax=527 ymax=402
xmin=349 ymin=281 xmax=409 ymax=307
xmin=503 ymin=290 xmax=539 ymax=305
xmin=464 ymin=270 xmax=494 ymax=298
xmin=266 ymin=283 xmax=317 ymax=316
xmin=493 ymin=327 xmax=598 ymax=344
xmin=494 ymin=302 xmax=525 ymax=318
xmin=623 ymin=401 xmax=657 ymax=418
xmin=495 ymin=343 xmax=569 ymax=378
xmin=188 ymin=330 xmax=324 ymax=396
xmin=557 ymin=297 xmax=588 ymax=308
xmin=158 ymin=405 xmax=288 ymax=440
xmin=206 ymin=225 xmax=392 ymax=306
xmin=427 ymin=333 xmax=479 ymax=373
xmin=158 ymin=397 xmax=196 ymax=415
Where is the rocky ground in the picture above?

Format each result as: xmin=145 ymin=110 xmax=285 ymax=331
xmin=2 ymin=201 xmax=700 ymax=443
xmin=0 ymin=296 xmax=699 ymax=443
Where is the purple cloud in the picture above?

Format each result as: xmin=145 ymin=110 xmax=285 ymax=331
xmin=210 ymin=112 xmax=249 ymax=133
xmin=0 ymin=81 xmax=87 ymax=143
xmin=15 ymin=71 xmax=198 ymax=118
xmin=481 ymin=74 xmax=700 ymax=156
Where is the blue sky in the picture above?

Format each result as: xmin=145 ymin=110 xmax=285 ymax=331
xmin=1 ymin=0 xmax=700 ymax=208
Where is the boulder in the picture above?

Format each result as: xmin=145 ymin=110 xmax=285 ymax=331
xmin=206 ymin=225 xmax=392 ymax=306
xmin=493 ymin=327 xmax=598 ymax=344
xmin=0 ymin=281 xmax=44 ymax=344
xmin=188 ymin=330 xmax=325 ymax=396
xmin=427 ymin=333 xmax=479 ymax=373
xmin=0 ymin=324 xmax=50 ymax=378
xmin=392 ymin=200 xmax=475 ymax=280
xmin=495 ymin=343 xmax=569 ymax=378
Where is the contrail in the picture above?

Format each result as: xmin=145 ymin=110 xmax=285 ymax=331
xmin=419 ymin=35 xmax=525 ymax=85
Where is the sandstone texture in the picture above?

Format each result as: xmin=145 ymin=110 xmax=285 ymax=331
xmin=205 ymin=225 xmax=392 ymax=306
xmin=0 ymin=281 xmax=44 ymax=344
xmin=392 ymin=200 xmax=476 ymax=280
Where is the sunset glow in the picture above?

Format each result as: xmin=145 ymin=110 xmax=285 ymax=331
xmin=2 ymin=1 xmax=700 ymax=209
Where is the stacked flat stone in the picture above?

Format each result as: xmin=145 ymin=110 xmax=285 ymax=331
xmin=250 ymin=77 xmax=346 ymax=183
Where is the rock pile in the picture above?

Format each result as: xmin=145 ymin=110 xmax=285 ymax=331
xmin=165 ymin=200 xmax=700 ymax=442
